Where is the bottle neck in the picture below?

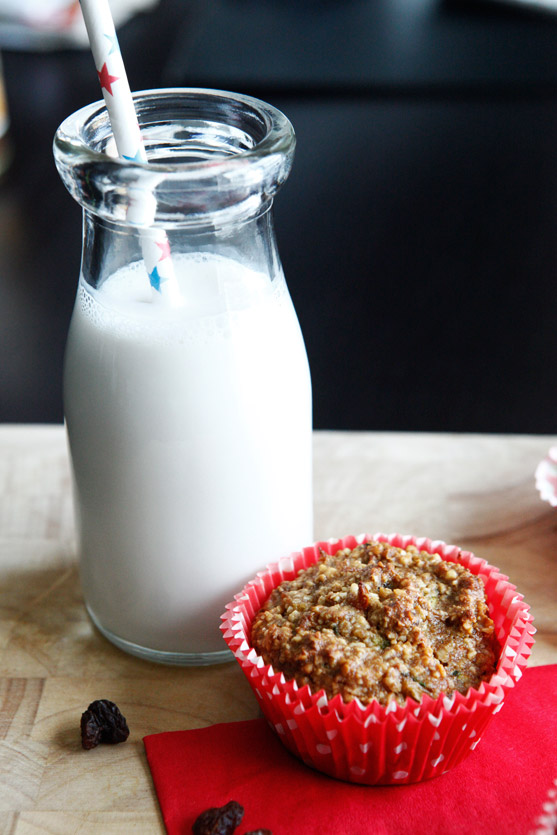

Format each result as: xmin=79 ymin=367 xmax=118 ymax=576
xmin=80 ymin=198 xmax=282 ymax=291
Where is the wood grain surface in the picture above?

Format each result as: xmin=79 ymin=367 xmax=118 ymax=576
xmin=1 ymin=426 xmax=556 ymax=833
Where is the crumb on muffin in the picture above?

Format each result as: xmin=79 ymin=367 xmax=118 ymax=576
xmin=251 ymin=540 xmax=497 ymax=706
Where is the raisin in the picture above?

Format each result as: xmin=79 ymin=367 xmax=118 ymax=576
xmin=80 ymin=699 xmax=130 ymax=750
xmin=192 ymin=801 xmax=244 ymax=835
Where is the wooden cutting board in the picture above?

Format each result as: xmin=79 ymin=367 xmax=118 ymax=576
xmin=1 ymin=426 xmax=555 ymax=833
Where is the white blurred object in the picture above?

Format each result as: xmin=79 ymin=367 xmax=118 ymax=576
xmin=0 ymin=0 xmax=159 ymax=49
xmin=485 ymin=0 xmax=557 ymax=11
xmin=535 ymin=447 xmax=557 ymax=507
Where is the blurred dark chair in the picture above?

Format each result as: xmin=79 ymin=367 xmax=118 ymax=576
xmin=2 ymin=0 xmax=557 ymax=431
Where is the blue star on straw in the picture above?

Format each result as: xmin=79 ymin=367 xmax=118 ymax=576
xmin=123 ymin=147 xmax=145 ymax=163
xmin=104 ymin=32 xmax=119 ymax=55
xmin=149 ymin=266 xmax=167 ymax=292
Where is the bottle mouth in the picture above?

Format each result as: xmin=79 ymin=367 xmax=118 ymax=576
xmin=53 ymin=88 xmax=295 ymax=226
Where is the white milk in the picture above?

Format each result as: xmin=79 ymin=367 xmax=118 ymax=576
xmin=64 ymin=253 xmax=313 ymax=660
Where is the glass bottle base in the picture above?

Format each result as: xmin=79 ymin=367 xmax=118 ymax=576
xmin=86 ymin=604 xmax=233 ymax=666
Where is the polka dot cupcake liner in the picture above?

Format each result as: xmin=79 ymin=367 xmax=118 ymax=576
xmin=220 ymin=533 xmax=535 ymax=785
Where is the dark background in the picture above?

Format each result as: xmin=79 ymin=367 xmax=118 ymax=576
xmin=1 ymin=0 xmax=557 ymax=432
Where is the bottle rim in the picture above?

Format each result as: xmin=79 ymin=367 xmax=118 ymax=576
xmin=53 ymin=88 xmax=296 ymax=224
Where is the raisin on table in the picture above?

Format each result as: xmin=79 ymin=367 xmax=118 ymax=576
xmin=192 ymin=800 xmax=244 ymax=835
xmin=80 ymin=699 xmax=130 ymax=750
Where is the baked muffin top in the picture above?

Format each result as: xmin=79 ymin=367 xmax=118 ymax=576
xmin=251 ymin=540 xmax=497 ymax=706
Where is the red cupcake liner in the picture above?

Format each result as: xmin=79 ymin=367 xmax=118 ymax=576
xmin=221 ymin=533 xmax=535 ymax=785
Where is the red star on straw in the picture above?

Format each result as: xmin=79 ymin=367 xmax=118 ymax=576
xmin=156 ymin=239 xmax=171 ymax=261
xmin=97 ymin=62 xmax=119 ymax=96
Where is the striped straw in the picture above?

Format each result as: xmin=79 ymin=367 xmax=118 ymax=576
xmin=78 ymin=0 xmax=181 ymax=305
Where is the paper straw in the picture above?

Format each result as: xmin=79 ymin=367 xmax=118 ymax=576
xmin=78 ymin=0 xmax=181 ymax=305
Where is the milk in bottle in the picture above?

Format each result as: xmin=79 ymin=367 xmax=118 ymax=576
xmin=64 ymin=252 xmax=312 ymax=660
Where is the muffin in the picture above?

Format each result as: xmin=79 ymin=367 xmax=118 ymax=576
xmin=251 ymin=540 xmax=496 ymax=707
xmin=221 ymin=533 xmax=534 ymax=785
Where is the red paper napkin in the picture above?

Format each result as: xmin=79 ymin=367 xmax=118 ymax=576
xmin=144 ymin=664 xmax=557 ymax=835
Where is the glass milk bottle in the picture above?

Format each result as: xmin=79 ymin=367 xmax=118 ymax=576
xmin=54 ymin=89 xmax=312 ymax=665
